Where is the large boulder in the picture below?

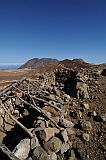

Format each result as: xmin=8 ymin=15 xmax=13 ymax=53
xmin=66 ymin=128 xmax=75 ymax=136
xmin=60 ymin=142 xmax=70 ymax=154
xmin=49 ymin=152 xmax=57 ymax=160
xmin=38 ymin=127 xmax=59 ymax=141
xmin=12 ymin=138 xmax=30 ymax=160
xmin=31 ymin=146 xmax=49 ymax=160
xmin=76 ymin=82 xmax=89 ymax=99
xmin=44 ymin=137 xmax=62 ymax=153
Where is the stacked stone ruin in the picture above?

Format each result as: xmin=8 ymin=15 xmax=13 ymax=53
xmin=0 ymin=67 xmax=106 ymax=160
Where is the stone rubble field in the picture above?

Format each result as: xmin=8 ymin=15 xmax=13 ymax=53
xmin=0 ymin=67 xmax=106 ymax=160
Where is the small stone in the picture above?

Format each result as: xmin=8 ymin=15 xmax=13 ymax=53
xmin=49 ymin=152 xmax=57 ymax=160
xmin=61 ymin=129 xmax=68 ymax=142
xmin=44 ymin=137 xmax=62 ymax=153
xmin=14 ymin=109 xmax=20 ymax=116
xmin=81 ymin=120 xmax=92 ymax=131
xmin=60 ymin=143 xmax=70 ymax=154
xmin=66 ymin=128 xmax=75 ymax=136
xmin=52 ymin=116 xmax=60 ymax=123
xmin=32 ymin=146 xmax=49 ymax=160
xmin=31 ymin=134 xmax=40 ymax=150
xmin=60 ymin=118 xmax=74 ymax=128
xmin=38 ymin=127 xmax=58 ymax=141
xmin=15 ymin=98 xmax=21 ymax=106
xmin=72 ymin=100 xmax=78 ymax=107
xmin=68 ymin=141 xmax=73 ymax=148
xmin=16 ymin=92 xmax=22 ymax=97
xmin=12 ymin=138 xmax=30 ymax=160
xmin=22 ymin=109 xmax=29 ymax=117
xmin=42 ymin=106 xmax=59 ymax=117
xmin=82 ymin=103 xmax=89 ymax=110
xmin=67 ymin=149 xmax=76 ymax=160
xmin=87 ymin=155 xmax=90 ymax=159
xmin=55 ymin=128 xmax=60 ymax=134
xmin=100 ymin=114 xmax=106 ymax=122
xmin=82 ymin=133 xmax=89 ymax=142
xmin=55 ymin=89 xmax=61 ymax=97
xmin=66 ymin=95 xmax=71 ymax=100
xmin=0 ymin=107 xmax=4 ymax=115
xmin=63 ymin=94 xmax=70 ymax=102
xmin=37 ymin=116 xmax=45 ymax=120
xmin=45 ymin=120 xmax=49 ymax=128
xmin=42 ymin=110 xmax=51 ymax=118
xmin=78 ymin=111 xmax=82 ymax=118
xmin=93 ymin=111 xmax=97 ymax=116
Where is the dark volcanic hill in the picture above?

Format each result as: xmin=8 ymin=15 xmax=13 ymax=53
xmin=59 ymin=58 xmax=91 ymax=69
xmin=19 ymin=58 xmax=58 ymax=69
xmin=19 ymin=58 xmax=92 ymax=79
xmin=19 ymin=58 xmax=91 ymax=70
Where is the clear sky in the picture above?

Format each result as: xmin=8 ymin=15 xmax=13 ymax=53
xmin=0 ymin=0 xmax=106 ymax=64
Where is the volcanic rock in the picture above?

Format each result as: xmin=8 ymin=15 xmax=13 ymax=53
xmin=60 ymin=129 xmax=68 ymax=142
xmin=12 ymin=138 xmax=30 ymax=160
xmin=49 ymin=152 xmax=57 ymax=160
xmin=66 ymin=128 xmax=76 ymax=136
xmin=82 ymin=133 xmax=90 ymax=142
xmin=38 ymin=127 xmax=58 ymax=141
xmin=60 ymin=118 xmax=74 ymax=128
xmin=81 ymin=120 xmax=92 ymax=131
xmin=44 ymin=137 xmax=62 ymax=153
xmin=31 ymin=146 xmax=49 ymax=160
xmin=31 ymin=134 xmax=40 ymax=150
xmin=60 ymin=142 xmax=70 ymax=154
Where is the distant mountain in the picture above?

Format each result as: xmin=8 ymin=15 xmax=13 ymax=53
xmin=0 ymin=64 xmax=21 ymax=70
xmin=71 ymin=58 xmax=86 ymax=63
xmin=19 ymin=58 xmax=58 ymax=69
xmin=59 ymin=58 xmax=91 ymax=69
xmin=18 ymin=58 xmax=92 ymax=79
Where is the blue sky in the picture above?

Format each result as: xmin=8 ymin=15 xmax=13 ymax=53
xmin=0 ymin=0 xmax=106 ymax=64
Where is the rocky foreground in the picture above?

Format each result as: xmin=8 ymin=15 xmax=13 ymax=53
xmin=0 ymin=67 xmax=106 ymax=160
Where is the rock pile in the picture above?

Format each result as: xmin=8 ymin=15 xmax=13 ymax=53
xmin=0 ymin=67 xmax=106 ymax=160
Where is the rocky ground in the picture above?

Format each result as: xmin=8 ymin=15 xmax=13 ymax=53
xmin=0 ymin=66 xmax=106 ymax=160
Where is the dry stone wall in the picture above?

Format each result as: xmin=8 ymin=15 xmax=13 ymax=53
xmin=0 ymin=67 xmax=106 ymax=160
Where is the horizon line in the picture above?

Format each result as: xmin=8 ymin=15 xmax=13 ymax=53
xmin=0 ymin=63 xmax=23 ymax=65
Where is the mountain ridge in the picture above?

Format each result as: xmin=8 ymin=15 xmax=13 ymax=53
xmin=18 ymin=58 xmax=58 ymax=69
xmin=19 ymin=58 xmax=91 ymax=70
